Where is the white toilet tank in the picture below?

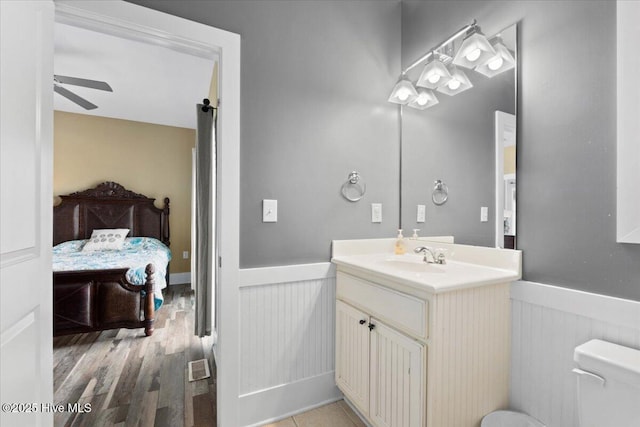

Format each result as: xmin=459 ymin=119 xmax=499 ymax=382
xmin=573 ymin=339 xmax=640 ymax=427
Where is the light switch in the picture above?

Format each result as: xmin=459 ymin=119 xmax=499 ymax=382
xmin=182 ymin=251 xmax=189 ymax=259
xmin=263 ymin=199 xmax=277 ymax=222
xmin=417 ymin=204 xmax=426 ymax=223
xmin=371 ymin=203 xmax=382 ymax=223
xmin=480 ymin=206 xmax=488 ymax=222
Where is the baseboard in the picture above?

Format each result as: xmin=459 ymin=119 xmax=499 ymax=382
xmin=238 ymin=371 xmax=342 ymax=427
xmin=169 ymin=272 xmax=190 ymax=285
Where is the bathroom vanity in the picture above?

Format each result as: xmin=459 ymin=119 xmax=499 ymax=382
xmin=332 ymin=238 xmax=521 ymax=427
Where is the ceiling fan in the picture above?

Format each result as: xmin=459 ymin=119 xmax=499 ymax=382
xmin=53 ymin=75 xmax=113 ymax=110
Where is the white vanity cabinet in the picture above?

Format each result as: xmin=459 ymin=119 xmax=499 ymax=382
xmin=336 ymin=299 xmax=424 ymax=427
xmin=369 ymin=318 xmax=424 ymax=427
xmin=336 ymin=271 xmax=426 ymax=427
xmin=336 ymin=300 xmax=371 ymax=414
xmin=335 ymin=268 xmax=511 ymax=427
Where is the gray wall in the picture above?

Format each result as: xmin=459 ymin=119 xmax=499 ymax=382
xmin=128 ymin=0 xmax=402 ymax=268
xmin=402 ymin=0 xmax=640 ymax=301
xmin=130 ymin=0 xmax=640 ymax=301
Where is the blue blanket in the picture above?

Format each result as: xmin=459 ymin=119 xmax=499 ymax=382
xmin=53 ymin=237 xmax=172 ymax=310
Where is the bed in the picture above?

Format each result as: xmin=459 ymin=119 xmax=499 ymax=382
xmin=52 ymin=181 xmax=171 ymax=337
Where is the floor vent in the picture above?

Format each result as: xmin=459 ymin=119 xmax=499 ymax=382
xmin=188 ymin=358 xmax=211 ymax=382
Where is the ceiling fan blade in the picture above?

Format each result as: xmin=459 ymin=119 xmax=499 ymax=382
xmin=54 ymin=85 xmax=98 ymax=110
xmin=54 ymin=75 xmax=113 ymax=92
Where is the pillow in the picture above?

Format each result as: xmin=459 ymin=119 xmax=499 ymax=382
xmin=82 ymin=229 xmax=130 ymax=252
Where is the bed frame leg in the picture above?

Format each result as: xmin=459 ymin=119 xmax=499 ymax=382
xmin=144 ymin=263 xmax=156 ymax=336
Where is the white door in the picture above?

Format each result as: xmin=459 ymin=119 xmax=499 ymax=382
xmin=0 ymin=1 xmax=54 ymax=426
xmin=369 ymin=320 xmax=424 ymax=427
xmin=494 ymin=111 xmax=516 ymax=248
xmin=335 ymin=300 xmax=370 ymax=415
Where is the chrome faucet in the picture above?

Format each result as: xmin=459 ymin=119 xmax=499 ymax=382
xmin=414 ymin=246 xmax=446 ymax=264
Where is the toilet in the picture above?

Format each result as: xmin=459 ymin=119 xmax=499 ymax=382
xmin=573 ymin=339 xmax=640 ymax=427
xmin=482 ymin=339 xmax=640 ymax=427
xmin=481 ymin=410 xmax=544 ymax=427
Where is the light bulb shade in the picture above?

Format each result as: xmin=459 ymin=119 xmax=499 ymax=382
xmin=388 ymin=77 xmax=418 ymax=104
xmin=452 ymin=30 xmax=497 ymax=69
xmin=408 ymin=89 xmax=439 ymax=110
xmin=416 ymin=57 xmax=452 ymax=89
xmin=436 ymin=65 xmax=473 ymax=96
xmin=475 ymin=42 xmax=515 ymax=77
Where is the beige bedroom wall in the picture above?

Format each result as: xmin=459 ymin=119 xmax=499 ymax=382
xmin=54 ymin=111 xmax=195 ymax=273
xmin=504 ymin=145 xmax=516 ymax=175
xmin=208 ymin=61 xmax=218 ymax=103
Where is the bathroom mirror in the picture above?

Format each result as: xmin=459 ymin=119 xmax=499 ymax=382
xmin=616 ymin=1 xmax=640 ymax=244
xmin=400 ymin=24 xmax=517 ymax=248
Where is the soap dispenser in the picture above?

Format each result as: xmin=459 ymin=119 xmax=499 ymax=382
xmin=394 ymin=229 xmax=406 ymax=255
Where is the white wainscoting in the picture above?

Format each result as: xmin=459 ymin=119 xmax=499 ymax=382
xmin=233 ymin=271 xmax=640 ymax=427
xmin=510 ymin=281 xmax=640 ymax=427
xmin=237 ymin=263 xmax=341 ymax=427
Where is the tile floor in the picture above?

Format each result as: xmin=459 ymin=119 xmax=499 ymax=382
xmin=262 ymin=400 xmax=367 ymax=427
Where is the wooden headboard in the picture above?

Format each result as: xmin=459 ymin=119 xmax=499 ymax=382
xmin=53 ymin=181 xmax=170 ymax=247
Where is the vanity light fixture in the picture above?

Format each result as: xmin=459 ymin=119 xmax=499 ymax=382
xmin=389 ymin=19 xmax=514 ymax=110
xmin=408 ymin=88 xmax=439 ymax=110
xmin=436 ymin=65 xmax=473 ymax=96
xmin=475 ymin=36 xmax=516 ymax=77
xmin=388 ymin=74 xmax=419 ymax=104
xmin=452 ymin=26 xmax=496 ymax=69
xmin=416 ymin=53 xmax=452 ymax=89
xmin=391 ymin=20 xmax=475 ymax=110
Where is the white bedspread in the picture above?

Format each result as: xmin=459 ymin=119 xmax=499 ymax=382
xmin=53 ymin=237 xmax=172 ymax=309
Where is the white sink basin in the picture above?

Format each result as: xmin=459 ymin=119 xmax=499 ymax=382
xmin=382 ymin=255 xmax=447 ymax=274
xmin=332 ymin=247 xmax=521 ymax=293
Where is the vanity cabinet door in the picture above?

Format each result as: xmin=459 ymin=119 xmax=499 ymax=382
xmin=369 ymin=320 xmax=424 ymax=427
xmin=336 ymin=300 xmax=370 ymax=415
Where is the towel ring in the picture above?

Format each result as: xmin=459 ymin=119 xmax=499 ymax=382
xmin=341 ymin=171 xmax=366 ymax=202
xmin=432 ymin=180 xmax=448 ymax=205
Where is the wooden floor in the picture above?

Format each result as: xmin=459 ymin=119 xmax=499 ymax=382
xmin=53 ymin=284 xmax=216 ymax=427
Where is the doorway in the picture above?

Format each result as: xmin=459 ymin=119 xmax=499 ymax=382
xmin=495 ymin=111 xmax=517 ymax=249
xmin=3 ymin=2 xmax=239 ymax=426
xmin=52 ymin=17 xmax=220 ymax=426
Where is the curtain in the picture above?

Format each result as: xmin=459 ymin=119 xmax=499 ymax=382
xmin=194 ymin=103 xmax=216 ymax=337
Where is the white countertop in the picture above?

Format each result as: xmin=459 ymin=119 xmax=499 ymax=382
xmin=332 ymin=238 xmax=522 ymax=294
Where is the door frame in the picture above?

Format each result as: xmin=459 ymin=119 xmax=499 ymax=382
xmin=53 ymin=2 xmax=241 ymax=425
xmin=494 ymin=110 xmax=516 ymax=249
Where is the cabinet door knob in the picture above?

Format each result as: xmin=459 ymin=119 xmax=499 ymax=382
xmin=368 ymin=323 xmax=376 ymax=331
xmin=359 ymin=319 xmax=366 ymax=325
